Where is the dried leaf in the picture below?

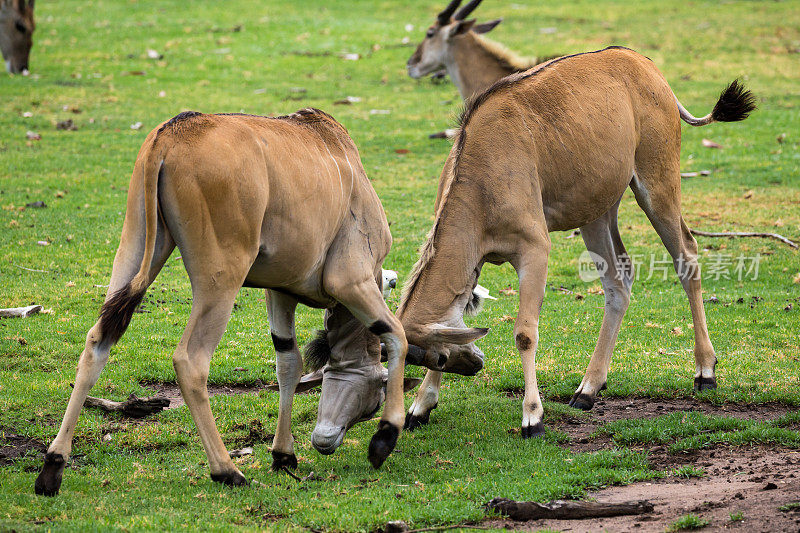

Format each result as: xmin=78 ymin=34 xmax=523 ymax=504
xmin=645 ymin=322 xmax=663 ymax=328
xmin=499 ymin=287 xmax=518 ymax=296
xmin=56 ymin=119 xmax=77 ymax=131
xmin=334 ymin=96 xmax=361 ymax=105
xmin=702 ymin=138 xmax=723 ymax=149
xmin=130 ymin=122 xmax=143 ymax=130
xmin=500 ymin=315 xmax=515 ymax=322
xmin=743 ymin=190 xmax=754 ymax=199
xmin=26 ymin=131 xmax=41 ymax=141
xmin=394 ymin=149 xmax=410 ymax=154
xmin=671 ymin=326 xmax=683 ymax=336
xmin=339 ymin=53 xmax=360 ymax=61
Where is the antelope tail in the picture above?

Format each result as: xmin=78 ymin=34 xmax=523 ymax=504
xmin=98 ymin=137 xmax=163 ymax=345
xmin=675 ymin=79 xmax=757 ymax=127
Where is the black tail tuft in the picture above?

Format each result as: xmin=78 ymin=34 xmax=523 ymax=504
xmin=303 ymin=329 xmax=330 ymax=372
xmin=98 ymin=284 xmax=145 ymax=347
xmin=712 ymin=79 xmax=757 ymax=123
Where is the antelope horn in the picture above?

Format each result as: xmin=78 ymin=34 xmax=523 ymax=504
xmin=437 ymin=0 xmax=462 ymax=24
xmin=454 ymin=0 xmax=483 ymax=20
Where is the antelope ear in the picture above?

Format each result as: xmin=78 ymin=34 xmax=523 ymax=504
xmin=447 ymin=18 xmax=476 ymax=38
xmin=473 ymin=18 xmax=502 ymax=34
xmin=427 ymin=324 xmax=489 ymax=345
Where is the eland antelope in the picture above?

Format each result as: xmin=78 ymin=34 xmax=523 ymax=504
xmin=398 ymin=46 xmax=755 ymax=436
xmin=0 ymin=0 xmax=34 ymax=74
xmin=35 ymin=108 xmax=408 ymax=496
xmin=407 ymin=0 xmax=559 ymax=139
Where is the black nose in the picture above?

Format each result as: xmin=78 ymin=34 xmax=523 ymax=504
xmin=388 ymin=279 xmax=396 ymax=289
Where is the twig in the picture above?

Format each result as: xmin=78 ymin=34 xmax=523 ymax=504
xmin=84 ymin=394 xmax=170 ymax=418
xmin=13 ymin=264 xmax=49 ymax=273
xmin=0 ymin=305 xmax=43 ymax=318
xmin=690 ymin=229 xmax=798 ymax=249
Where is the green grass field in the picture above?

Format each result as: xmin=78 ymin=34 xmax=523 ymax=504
xmin=1 ymin=0 xmax=799 ymax=530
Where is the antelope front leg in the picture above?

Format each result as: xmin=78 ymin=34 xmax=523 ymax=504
xmin=266 ymin=290 xmax=302 ymax=471
xmin=512 ymin=243 xmax=550 ymax=438
xmin=327 ymin=277 xmax=407 ymax=468
xmin=405 ymin=370 xmax=443 ymax=430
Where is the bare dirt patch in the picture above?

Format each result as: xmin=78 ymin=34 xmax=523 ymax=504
xmin=492 ymin=397 xmax=800 ymax=531
xmin=0 ymin=428 xmax=46 ymax=465
xmin=548 ymin=396 xmax=798 ymax=453
xmin=482 ymin=446 xmax=800 ymax=532
xmin=140 ymin=381 xmax=273 ymax=409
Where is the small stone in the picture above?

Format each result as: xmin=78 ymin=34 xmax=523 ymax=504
xmin=384 ymin=520 xmax=409 ymax=533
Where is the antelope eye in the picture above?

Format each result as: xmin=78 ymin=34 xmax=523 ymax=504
xmin=15 ymin=21 xmax=26 ymax=33
xmin=426 ymin=28 xmax=435 ymax=38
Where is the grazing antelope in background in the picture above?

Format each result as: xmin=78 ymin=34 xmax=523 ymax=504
xmin=407 ymin=0 xmax=558 ymax=138
xmin=0 ymin=0 xmax=34 ymax=74
xmin=35 ymin=108 xmax=408 ymax=496
xmin=398 ymin=46 xmax=755 ymax=436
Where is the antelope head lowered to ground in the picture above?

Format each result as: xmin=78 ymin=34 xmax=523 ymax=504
xmin=35 ymin=108 xmax=409 ymax=496
xmin=407 ymin=0 xmax=557 ymax=137
xmin=399 ymin=46 xmax=755 ymax=436
xmin=0 ymin=0 xmax=34 ymax=74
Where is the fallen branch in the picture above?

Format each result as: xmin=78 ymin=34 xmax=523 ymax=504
xmin=84 ymin=394 xmax=170 ymax=418
xmin=486 ymin=498 xmax=654 ymax=521
xmin=690 ymin=229 xmax=798 ymax=249
xmin=0 ymin=305 xmax=43 ymax=318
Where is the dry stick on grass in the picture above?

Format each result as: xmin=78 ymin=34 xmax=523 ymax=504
xmin=84 ymin=394 xmax=170 ymax=418
xmin=0 ymin=305 xmax=43 ymax=318
xmin=690 ymin=229 xmax=799 ymax=249
xmin=486 ymin=498 xmax=655 ymax=521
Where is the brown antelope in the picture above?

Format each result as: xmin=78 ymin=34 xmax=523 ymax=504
xmin=407 ymin=0 xmax=558 ymax=138
xmin=35 ymin=108 xmax=408 ymax=496
xmin=0 ymin=0 xmax=34 ymax=74
xmin=398 ymin=46 xmax=755 ymax=436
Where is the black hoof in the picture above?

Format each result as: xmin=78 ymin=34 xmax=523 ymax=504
xmin=521 ymin=422 xmax=546 ymax=439
xmin=368 ymin=421 xmax=399 ymax=469
xmin=694 ymin=376 xmax=717 ymax=392
xmin=34 ymin=453 xmax=66 ymax=497
xmin=568 ymin=392 xmax=595 ymax=411
xmin=271 ymin=451 xmax=298 ymax=471
xmin=404 ymin=404 xmax=436 ymax=431
xmin=210 ymin=470 xmax=249 ymax=486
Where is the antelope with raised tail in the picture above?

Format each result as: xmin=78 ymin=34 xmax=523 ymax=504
xmin=398 ymin=46 xmax=756 ymax=435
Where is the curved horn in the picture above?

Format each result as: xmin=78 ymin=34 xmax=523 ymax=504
xmin=437 ymin=0 xmax=462 ymax=25
xmin=454 ymin=0 xmax=483 ymax=20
